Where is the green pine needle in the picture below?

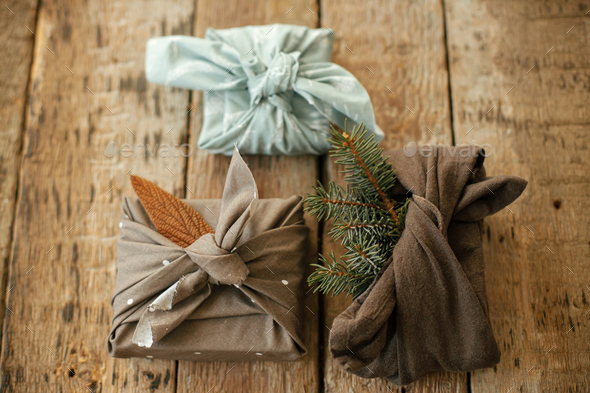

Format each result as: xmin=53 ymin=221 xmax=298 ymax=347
xmin=307 ymin=252 xmax=375 ymax=298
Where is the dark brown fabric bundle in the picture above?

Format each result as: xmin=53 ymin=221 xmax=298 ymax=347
xmin=108 ymin=150 xmax=309 ymax=361
xmin=330 ymin=146 xmax=527 ymax=385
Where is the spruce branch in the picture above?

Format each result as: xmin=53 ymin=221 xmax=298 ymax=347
xmin=328 ymin=123 xmax=401 ymax=224
xmin=305 ymin=121 xmax=410 ymax=299
xmin=305 ymin=181 xmax=387 ymax=221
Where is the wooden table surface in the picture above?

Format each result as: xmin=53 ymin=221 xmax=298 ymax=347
xmin=1 ymin=0 xmax=588 ymax=391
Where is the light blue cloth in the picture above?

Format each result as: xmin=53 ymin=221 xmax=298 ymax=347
xmin=145 ymin=24 xmax=383 ymax=156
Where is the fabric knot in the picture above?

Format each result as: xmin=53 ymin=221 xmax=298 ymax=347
xmin=247 ymin=51 xmax=300 ymax=112
xmin=184 ymin=233 xmax=250 ymax=286
xmin=145 ymin=27 xmax=385 ymax=155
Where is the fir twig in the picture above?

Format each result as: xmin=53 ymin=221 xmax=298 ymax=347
xmin=338 ymin=133 xmax=399 ymax=224
xmin=308 ymin=253 xmax=375 ymax=297
xmin=305 ymin=121 xmax=409 ymax=299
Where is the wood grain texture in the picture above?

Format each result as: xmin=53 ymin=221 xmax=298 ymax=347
xmin=177 ymin=1 xmax=320 ymax=393
xmin=0 ymin=0 xmax=195 ymax=391
xmin=319 ymin=0 xmax=467 ymax=391
xmin=0 ymin=0 xmax=38 ymax=344
xmin=445 ymin=0 xmax=590 ymax=391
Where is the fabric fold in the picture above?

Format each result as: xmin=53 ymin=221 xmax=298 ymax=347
xmin=329 ymin=146 xmax=527 ymax=385
xmin=145 ymin=24 xmax=383 ymax=155
xmin=109 ymin=150 xmax=310 ymax=361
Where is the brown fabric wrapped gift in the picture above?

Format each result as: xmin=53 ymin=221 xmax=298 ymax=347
xmin=108 ymin=150 xmax=309 ymax=361
xmin=330 ymin=146 xmax=527 ymax=385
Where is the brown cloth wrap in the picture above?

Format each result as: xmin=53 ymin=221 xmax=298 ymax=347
xmin=108 ymin=150 xmax=309 ymax=361
xmin=329 ymin=146 xmax=527 ymax=385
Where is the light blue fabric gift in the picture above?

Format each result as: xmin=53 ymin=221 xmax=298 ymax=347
xmin=145 ymin=24 xmax=383 ymax=155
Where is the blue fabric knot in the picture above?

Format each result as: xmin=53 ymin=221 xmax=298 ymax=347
xmin=145 ymin=24 xmax=383 ymax=155
xmin=247 ymin=51 xmax=300 ymax=112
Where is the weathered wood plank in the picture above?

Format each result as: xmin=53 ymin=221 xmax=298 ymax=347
xmin=445 ymin=0 xmax=590 ymax=391
xmin=178 ymin=1 xmax=320 ymax=393
xmin=0 ymin=0 xmax=195 ymax=391
xmin=319 ymin=0 xmax=468 ymax=391
xmin=0 ymin=0 xmax=38 ymax=344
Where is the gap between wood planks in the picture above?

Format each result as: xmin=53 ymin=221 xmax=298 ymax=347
xmin=314 ymin=4 xmax=326 ymax=393
xmin=440 ymin=0 xmax=471 ymax=391
xmin=176 ymin=86 xmax=194 ymax=391
xmin=0 ymin=0 xmax=42 ymax=354
xmin=440 ymin=0 xmax=457 ymax=148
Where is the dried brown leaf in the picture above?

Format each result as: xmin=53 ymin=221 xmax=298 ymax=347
xmin=130 ymin=176 xmax=213 ymax=248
